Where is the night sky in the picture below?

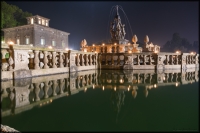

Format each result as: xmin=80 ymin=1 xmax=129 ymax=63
xmin=5 ymin=1 xmax=199 ymax=50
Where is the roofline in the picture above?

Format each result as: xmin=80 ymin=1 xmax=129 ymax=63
xmin=1 ymin=24 xmax=70 ymax=35
xmin=26 ymin=15 xmax=50 ymax=20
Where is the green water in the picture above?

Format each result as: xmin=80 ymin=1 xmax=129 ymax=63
xmin=1 ymin=70 xmax=199 ymax=132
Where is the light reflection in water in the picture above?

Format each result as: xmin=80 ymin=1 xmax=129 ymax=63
xmin=1 ymin=69 xmax=199 ymax=118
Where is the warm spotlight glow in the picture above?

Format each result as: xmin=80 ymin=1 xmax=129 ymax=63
xmin=154 ymin=84 xmax=157 ymax=88
xmin=50 ymin=99 xmax=53 ymax=103
xmin=114 ymin=86 xmax=116 ymax=91
xmin=176 ymin=51 xmax=179 ymax=54
xmin=30 ymin=44 xmax=33 ymax=47
xmin=102 ymin=86 xmax=104 ymax=91
xmin=8 ymin=41 xmax=14 ymax=45
xmin=84 ymin=87 xmax=87 ymax=92
xmin=93 ymin=84 xmax=95 ymax=89
xmin=128 ymin=51 xmax=132 ymax=53
xmin=48 ymin=46 xmax=52 ymax=49
xmin=93 ymin=44 xmax=95 ymax=46
xmin=190 ymin=52 xmax=194 ymax=55
xmin=102 ymin=43 xmax=105 ymax=46
xmin=128 ymin=87 xmax=130 ymax=91
xmin=175 ymin=82 xmax=178 ymax=87
xmin=119 ymin=79 xmax=124 ymax=83
xmin=114 ymin=43 xmax=116 ymax=45
xmin=163 ymin=77 xmax=165 ymax=80
xmin=128 ymin=43 xmax=130 ymax=45
xmin=65 ymin=48 xmax=68 ymax=51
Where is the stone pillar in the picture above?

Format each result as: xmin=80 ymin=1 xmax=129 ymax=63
xmin=118 ymin=55 xmax=120 ymax=65
xmin=190 ymin=55 xmax=193 ymax=64
xmin=77 ymin=76 xmax=80 ymax=89
xmin=52 ymin=80 xmax=57 ymax=96
xmin=105 ymin=55 xmax=108 ymax=65
xmin=59 ymin=79 xmax=64 ymax=94
xmin=65 ymin=53 xmax=69 ymax=67
xmin=85 ymin=54 xmax=88 ymax=66
xmin=52 ymin=52 xmax=57 ymax=68
xmin=137 ymin=55 xmax=140 ymax=65
xmin=171 ymin=55 xmax=174 ymax=65
xmin=59 ymin=52 xmax=64 ymax=68
xmin=43 ymin=51 xmax=49 ymax=69
xmin=112 ymin=55 xmax=114 ymax=65
xmin=149 ymin=55 xmax=152 ymax=65
xmin=34 ymin=51 xmax=40 ymax=69
xmin=176 ymin=55 xmax=178 ymax=65
xmin=143 ymin=55 xmax=146 ymax=65
xmin=8 ymin=56 xmax=14 ymax=71
xmin=82 ymin=54 xmax=85 ymax=66
xmin=44 ymin=81 xmax=49 ymax=98
xmin=34 ymin=83 xmax=40 ymax=101
xmin=90 ymin=54 xmax=92 ymax=65
xmin=166 ymin=55 xmax=169 ymax=65
xmin=77 ymin=53 xmax=80 ymax=66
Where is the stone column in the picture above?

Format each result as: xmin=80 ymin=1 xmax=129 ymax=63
xmin=44 ymin=81 xmax=49 ymax=98
xmin=118 ymin=55 xmax=120 ymax=65
xmin=77 ymin=53 xmax=80 ymax=66
xmin=106 ymin=55 xmax=108 ymax=65
xmin=65 ymin=53 xmax=69 ymax=67
xmin=90 ymin=54 xmax=92 ymax=66
xmin=137 ymin=55 xmax=140 ymax=65
xmin=52 ymin=52 xmax=57 ymax=68
xmin=85 ymin=54 xmax=88 ymax=66
xmin=112 ymin=55 xmax=114 ymax=65
xmin=43 ymin=51 xmax=49 ymax=69
xmin=171 ymin=55 xmax=174 ymax=65
xmin=34 ymin=51 xmax=40 ymax=69
xmin=149 ymin=55 xmax=152 ymax=65
xmin=82 ymin=54 xmax=85 ymax=66
xmin=166 ymin=55 xmax=169 ymax=65
xmin=34 ymin=83 xmax=40 ymax=101
xmin=59 ymin=52 xmax=64 ymax=68
xmin=143 ymin=55 xmax=146 ymax=65
xmin=52 ymin=80 xmax=57 ymax=96
xmin=176 ymin=55 xmax=178 ymax=65
xmin=8 ymin=56 xmax=14 ymax=71
xmin=59 ymin=79 xmax=64 ymax=94
xmin=190 ymin=55 xmax=193 ymax=64
xmin=77 ymin=76 xmax=80 ymax=89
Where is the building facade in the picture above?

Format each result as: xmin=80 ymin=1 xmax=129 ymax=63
xmin=2 ymin=15 xmax=70 ymax=49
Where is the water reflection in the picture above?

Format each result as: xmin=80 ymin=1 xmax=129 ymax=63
xmin=1 ymin=69 xmax=199 ymax=118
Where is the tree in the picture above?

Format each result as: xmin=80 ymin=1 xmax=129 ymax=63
xmin=1 ymin=1 xmax=33 ymax=41
xmin=163 ymin=33 xmax=192 ymax=52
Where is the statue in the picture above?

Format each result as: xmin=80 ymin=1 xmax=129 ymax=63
xmin=121 ymin=24 xmax=126 ymax=39
xmin=80 ymin=39 xmax=87 ymax=48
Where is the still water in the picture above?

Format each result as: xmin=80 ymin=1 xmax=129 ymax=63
xmin=1 ymin=69 xmax=199 ymax=132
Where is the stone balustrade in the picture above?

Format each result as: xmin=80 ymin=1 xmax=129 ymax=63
xmin=1 ymin=43 xmax=199 ymax=80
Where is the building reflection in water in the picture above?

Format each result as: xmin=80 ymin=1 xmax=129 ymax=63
xmin=1 ymin=69 xmax=199 ymax=119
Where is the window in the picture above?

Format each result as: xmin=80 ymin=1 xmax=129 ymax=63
xmin=16 ymin=38 xmax=20 ymax=45
xmin=42 ymin=19 xmax=45 ymax=25
xmin=41 ymin=38 xmax=45 ymax=45
xmin=46 ymin=20 xmax=48 ymax=26
xmin=31 ymin=18 xmax=34 ymax=24
xmin=52 ymin=40 xmax=56 ymax=46
xmin=26 ymin=37 xmax=30 ymax=44
xmin=62 ymin=40 xmax=65 ymax=47
xmin=38 ymin=19 xmax=41 ymax=24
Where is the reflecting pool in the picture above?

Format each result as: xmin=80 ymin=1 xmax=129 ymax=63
xmin=1 ymin=69 xmax=199 ymax=132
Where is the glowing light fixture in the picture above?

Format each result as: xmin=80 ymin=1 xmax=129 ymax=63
xmin=175 ymin=82 xmax=178 ymax=87
xmin=65 ymin=48 xmax=68 ymax=51
xmin=8 ymin=41 xmax=14 ymax=45
xmin=48 ymin=46 xmax=52 ymax=49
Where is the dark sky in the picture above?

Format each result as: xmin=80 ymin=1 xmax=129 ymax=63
xmin=5 ymin=1 xmax=199 ymax=50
